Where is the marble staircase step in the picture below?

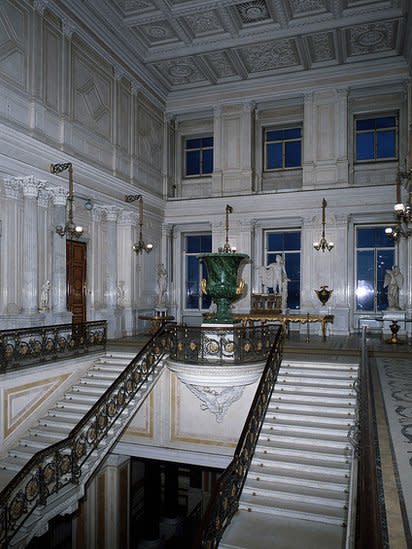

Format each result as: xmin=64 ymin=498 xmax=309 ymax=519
xmin=253 ymin=447 xmax=350 ymax=468
xmin=239 ymin=491 xmax=346 ymax=524
xmin=244 ymin=472 xmax=348 ymax=500
xmin=257 ymin=434 xmax=351 ymax=455
xmin=267 ymin=402 xmax=356 ymax=418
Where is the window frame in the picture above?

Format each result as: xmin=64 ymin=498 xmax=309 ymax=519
xmin=354 ymin=225 xmax=395 ymax=314
xmin=183 ymin=135 xmax=214 ymax=179
xmin=354 ymin=112 xmax=398 ymax=164
xmin=263 ymin=125 xmax=303 ymax=172
xmin=263 ymin=228 xmax=301 ymax=310
xmin=183 ymin=232 xmax=213 ymax=312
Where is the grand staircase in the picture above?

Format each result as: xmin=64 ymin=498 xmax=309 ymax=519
xmin=0 ymin=342 xmax=168 ymax=548
xmin=0 ymin=352 xmax=136 ymax=479
xmin=221 ymin=358 xmax=359 ymax=549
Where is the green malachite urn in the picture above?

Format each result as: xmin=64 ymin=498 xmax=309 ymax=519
xmin=199 ymin=252 xmax=248 ymax=324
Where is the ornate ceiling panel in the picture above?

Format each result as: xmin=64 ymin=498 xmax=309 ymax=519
xmin=54 ymin=0 xmax=410 ymax=97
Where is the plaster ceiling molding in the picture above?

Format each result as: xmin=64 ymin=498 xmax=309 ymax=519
xmin=288 ymin=0 xmax=330 ymax=17
xmin=204 ymin=50 xmax=239 ymax=80
xmin=306 ymin=31 xmax=336 ymax=63
xmin=151 ymin=56 xmax=208 ymax=87
xmin=136 ymin=20 xmax=179 ymax=46
xmin=348 ymin=21 xmax=396 ymax=57
xmin=183 ymin=11 xmax=225 ymax=37
xmin=238 ymin=38 xmax=300 ymax=73
xmin=123 ymin=0 xmax=155 ymax=9
xmin=234 ymin=0 xmax=273 ymax=25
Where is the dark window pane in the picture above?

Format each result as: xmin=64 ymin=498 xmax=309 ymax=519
xmin=186 ymin=150 xmax=200 ymax=175
xmin=267 ymin=233 xmax=283 ymax=251
xmin=284 ymin=128 xmax=301 ymax=139
xmin=186 ymin=256 xmax=199 ymax=281
xmin=284 ymin=232 xmax=301 ymax=251
xmin=202 ymin=137 xmax=213 ymax=147
xmin=266 ymin=143 xmax=282 ymax=169
xmin=356 ymin=250 xmax=374 ymax=310
xmin=266 ymin=130 xmax=284 ymax=141
xmin=377 ymin=130 xmax=395 ymax=159
xmin=285 ymin=141 xmax=301 ymax=167
xmin=186 ymin=235 xmax=201 ymax=253
xmin=356 ymin=133 xmax=374 ymax=161
xmin=200 ymin=235 xmax=212 ymax=252
xmin=357 ymin=227 xmax=393 ymax=248
xmin=186 ymin=138 xmax=202 ymax=149
xmin=202 ymin=149 xmax=213 ymax=173
xmin=356 ymin=118 xmax=375 ymax=131
xmin=375 ymin=116 xmax=396 ymax=129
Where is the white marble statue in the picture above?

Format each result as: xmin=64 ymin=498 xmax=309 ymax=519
xmin=384 ymin=265 xmax=403 ymax=310
xmin=257 ymin=255 xmax=288 ymax=293
xmin=156 ymin=263 xmax=168 ymax=307
xmin=40 ymin=280 xmax=50 ymax=311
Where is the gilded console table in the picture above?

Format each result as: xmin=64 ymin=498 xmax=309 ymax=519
xmin=232 ymin=312 xmax=334 ymax=341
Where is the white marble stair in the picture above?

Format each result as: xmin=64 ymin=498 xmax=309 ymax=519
xmin=0 ymin=352 xmax=137 ymax=475
xmin=237 ymin=359 xmax=359 ymax=527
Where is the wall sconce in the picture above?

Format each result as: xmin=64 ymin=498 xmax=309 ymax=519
xmin=125 ymin=194 xmax=153 ymax=254
xmin=313 ymin=198 xmax=334 ymax=252
xmin=385 ymin=170 xmax=412 ymax=241
xmin=50 ymin=162 xmax=83 ymax=239
xmin=84 ymin=198 xmax=93 ymax=211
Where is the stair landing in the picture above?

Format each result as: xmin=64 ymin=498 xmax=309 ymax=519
xmin=220 ymin=509 xmax=345 ymax=549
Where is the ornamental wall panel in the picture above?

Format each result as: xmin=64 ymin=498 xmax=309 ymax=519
xmin=72 ymin=45 xmax=112 ymax=140
xmin=0 ymin=0 xmax=28 ymax=90
xmin=43 ymin=23 xmax=61 ymax=112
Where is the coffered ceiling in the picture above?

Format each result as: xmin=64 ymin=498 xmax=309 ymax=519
xmin=51 ymin=0 xmax=411 ymax=101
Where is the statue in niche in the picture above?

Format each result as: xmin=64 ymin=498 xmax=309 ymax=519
xmin=116 ymin=281 xmax=126 ymax=307
xmin=384 ymin=265 xmax=404 ymax=310
xmin=156 ymin=264 xmax=168 ymax=307
xmin=40 ymin=280 xmax=50 ymax=311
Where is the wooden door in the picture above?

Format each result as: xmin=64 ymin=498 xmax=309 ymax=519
xmin=67 ymin=240 xmax=87 ymax=324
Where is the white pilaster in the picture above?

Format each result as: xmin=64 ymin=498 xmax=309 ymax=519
xmin=21 ymin=177 xmax=39 ymax=314
xmin=50 ymin=186 xmax=69 ymax=314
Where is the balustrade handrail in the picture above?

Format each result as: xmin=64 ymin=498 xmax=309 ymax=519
xmin=193 ymin=324 xmax=285 ymax=549
xmin=356 ymin=327 xmax=387 ymax=548
xmin=169 ymin=323 xmax=279 ymax=364
xmin=0 ymin=321 xmax=107 ymax=372
xmin=0 ymin=324 xmax=172 ymax=549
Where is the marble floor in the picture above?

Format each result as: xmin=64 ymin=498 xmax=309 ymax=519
xmin=107 ymin=329 xmax=412 ymax=548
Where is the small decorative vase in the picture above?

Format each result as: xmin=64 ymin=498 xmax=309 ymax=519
xmin=315 ymin=285 xmax=333 ymax=306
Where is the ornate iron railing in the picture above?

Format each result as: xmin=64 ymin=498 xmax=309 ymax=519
xmin=0 ymin=321 xmax=107 ymax=372
xmin=193 ymin=325 xmax=285 ymax=548
xmin=355 ymin=327 xmax=387 ymax=548
xmin=0 ymin=325 xmax=172 ymax=549
xmin=169 ymin=323 xmax=279 ymax=364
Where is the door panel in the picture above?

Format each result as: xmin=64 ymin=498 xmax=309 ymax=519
xmin=67 ymin=241 xmax=87 ymax=324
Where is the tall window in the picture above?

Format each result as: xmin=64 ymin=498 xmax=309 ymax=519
xmin=184 ymin=137 xmax=214 ymax=177
xmin=355 ymin=114 xmax=398 ymax=162
xmin=184 ymin=234 xmax=212 ymax=310
xmin=355 ymin=226 xmax=395 ymax=312
xmin=265 ymin=230 xmax=301 ymax=309
xmin=264 ymin=127 xmax=302 ymax=170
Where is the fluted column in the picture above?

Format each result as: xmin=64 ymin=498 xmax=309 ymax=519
xmin=51 ymin=186 xmax=68 ymax=313
xmin=21 ymin=177 xmax=39 ymax=314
